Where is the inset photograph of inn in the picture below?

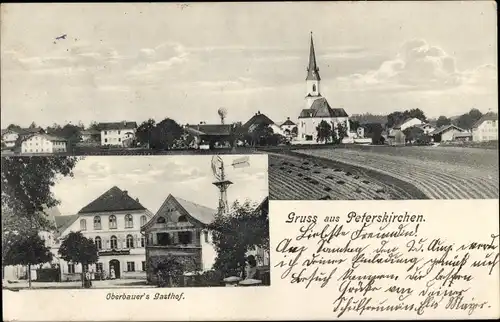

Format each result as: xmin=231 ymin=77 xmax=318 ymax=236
xmin=2 ymin=155 xmax=269 ymax=290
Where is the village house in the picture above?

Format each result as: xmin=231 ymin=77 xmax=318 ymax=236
xmin=98 ymin=121 xmax=137 ymax=147
xmin=430 ymin=124 xmax=466 ymax=142
xmin=415 ymin=123 xmax=435 ymax=135
xmin=80 ymin=129 xmax=101 ymax=143
xmin=184 ymin=123 xmax=234 ymax=149
xmin=392 ymin=118 xmax=424 ymax=132
xmin=49 ymin=186 xmax=153 ymax=281
xmin=472 ymin=113 xmax=498 ymax=142
xmin=1 ymin=127 xmax=45 ymax=148
xmin=21 ymin=134 xmax=67 ymax=154
xmin=141 ymin=194 xmax=217 ymax=284
xmin=297 ymin=34 xmax=350 ymax=142
xmin=279 ymin=117 xmax=297 ymax=139
xmin=242 ymin=111 xmax=284 ymax=136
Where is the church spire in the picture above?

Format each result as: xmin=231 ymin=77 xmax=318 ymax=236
xmin=306 ymin=32 xmax=321 ymax=81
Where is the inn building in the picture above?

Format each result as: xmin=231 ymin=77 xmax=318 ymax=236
xmin=50 ymin=186 xmax=153 ymax=280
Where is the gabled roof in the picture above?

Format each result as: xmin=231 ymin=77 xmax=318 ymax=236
xmin=142 ymin=194 xmax=217 ymax=231
xmin=97 ymin=121 xmax=137 ymax=131
xmin=280 ymin=118 xmax=296 ymax=126
xmin=393 ymin=117 xmax=423 ymax=129
xmin=24 ymin=133 xmax=67 ymax=142
xmin=185 ymin=124 xmax=233 ymax=136
xmin=81 ymin=129 xmax=100 ymax=135
xmin=472 ymin=112 xmax=498 ymax=129
xmin=299 ymin=97 xmax=349 ymax=118
xmin=242 ymin=112 xmax=276 ymax=130
xmin=430 ymin=124 xmax=464 ymax=135
xmin=78 ymin=186 xmax=146 ymax=214
xmin=53 ymin=215 xmax=79 ymax=235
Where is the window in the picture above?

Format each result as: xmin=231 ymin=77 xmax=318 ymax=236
xmin=157 ymin=233 xmax=171 ymax=246
xmin=118 ymin=138 xmax=121 ymax=142
xmin=68 ymin=263 xmax=75 ymax=274
xmin=312 ymin=84 xmax=316 ymax=92
xmin=109 ymin=215 xmax=117 ymax=229
xmin=141 ymin=261 xmax=146 ymax=271
xmin=126 ymin=234 xmax=134 ymax=248
xmin=125 ymin=214 xmax=133 ymax=228
xmin=140 ymin=215 xmax=147 ymax=227
xmin=105 ymin=138 xmax=108 ymax=143
xmin=178 ymin=231 xmax=192 ymax=245
xmin=156 ymin=217 xmax=166 ymax=224
xmin=95 ymin=236 xmax=102 ymax=250
xmin=118 ymin=130 xmax=121 ymax=135
xmin=178 ymin=215 xmax=188 ymax=223
xmin=127 ymin=262 xmax=135 ymax=272
xmin=80 ymin=219 xmax=87 ymax=231
xmin=93 ymin=216 xmax=101 ymax=230
xmin=104 ymin=131 xmax=108 ymax=135
xmin=141 ymin=236 xmax=145 ymax=247
xmin=110 ymin=235 xmax=118 ymax=249
xmin=96 ymin=263 xmax=103 ymax=272
xmin=204 ymin=231 xmax=209 ymax=243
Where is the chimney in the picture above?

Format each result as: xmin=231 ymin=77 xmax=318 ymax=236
xmin=123 ymin=190 xmax=128 ymax=195
xmin=287 ymin=117 xmax=290 ymax=120
xmin=135 ymin=198 xmax=140 ymax=203
xmin=258 ymin=111 xmax=261 ymax=115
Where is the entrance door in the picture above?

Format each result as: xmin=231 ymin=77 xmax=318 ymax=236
xmin=109 ymin=260 xmax=121 ymax=279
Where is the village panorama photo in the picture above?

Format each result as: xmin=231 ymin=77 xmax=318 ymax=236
xmin=1 ymin=154 xmax=270 ymax=289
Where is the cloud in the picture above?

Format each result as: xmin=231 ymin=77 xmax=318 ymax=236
xmin=335 ymin=39 xmax=497 ymax=93
xmin=127 ymin=42 xmax=190 ymax=77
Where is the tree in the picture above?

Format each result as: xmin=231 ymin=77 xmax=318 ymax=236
xmin=386 ymin=109 xmax=427 ymax=128
xmin=150 ymin=118 xmax=184 ymax=150
xmin=403 ymin=126 xmax=425 ymax=143
xmin=136 ymin=119 xmax=156 ymax=147
xmin=1 ymin=157 xmax=80 ymax=229
xmin=29 ymin=122 xmax=38 ymax=129
xmin=209 ymin=200 xmax=269 ymax=278
xmin=250 ymin=124 xmax=274 ymax=146
xmin=349 ymin=119 xmax=361 ymax=132
xmin=386 ymin=111 xmax=405 ymax=129
xmin=3 ymin=232 xmax=53 ymax=288
xmin=332 ymin=121 xmax=348 ymax=144
xmin=436 ymin=116 xmax=452 ymax=128
xmin=455 ymin=108 xmax=484 ymax=130
xmin=316 ymin=120 xmax=332 ymax=144
xmin=58 ymin=231 xmax=98 ymax=287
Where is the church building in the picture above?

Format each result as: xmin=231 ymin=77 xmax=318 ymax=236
xmin=297 ymin=33 xmax=350 ymax=142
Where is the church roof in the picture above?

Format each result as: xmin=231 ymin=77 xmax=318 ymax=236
xmin=306 ymin=33 xmax=321 ymax=81
xmin=299 ymin=97 xmax=349 ymax=118
xmin=78 ymin=186 xmax=146 ymax=214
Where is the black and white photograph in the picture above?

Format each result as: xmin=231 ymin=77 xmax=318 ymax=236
xmin=2 ymin=155 xmax=269 ymax=289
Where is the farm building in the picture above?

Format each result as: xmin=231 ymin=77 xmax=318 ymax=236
xmin=431 ymin=124 xmax=465 ymax=142
xmin=453 ymin=132 xmax=472 ymax=141
xmin=472 ymin=113 xmax=498 ymax=142
xmin=297 ymin=33 xmax=350 ymax=142
xmin=184 ymin=123 xmax=234 ymax=148
xmin=415 ymin=123 xmax=435 ymax=135
xmin=387 ymin=128 xmax=406 ymax=146
xmin=1 ymin=127 xmax=45 ymax=148
xmin=393 ymin=118 xmax=424 ymax=131
xmin=242 ymin=111 xmax=283 ymax=135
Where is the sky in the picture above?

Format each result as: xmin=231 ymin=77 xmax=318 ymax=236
xmin=1 ymin=2 xmax=497 ymax=128
xmin=51 ymin=155 xmax=268 ymax=216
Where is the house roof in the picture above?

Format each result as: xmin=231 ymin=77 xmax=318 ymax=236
xmin=25 ymin=134 xmax=67 ymax=142
xmin=81 ymin=129 xmax=100 ymax=135
xmin=53 ymin=215 xmax=79 ymax=235
xmin=393 ymin=117 xmax=423 ymax=129
xmin=299 ymin=97 xmax=349 ymax=118
xmin=78 ymin=186 xmax=146 ymax=214
xmin=472 ymin=112 xmax=498 ymax=129
xmin=97 ymin=121 xmax=137 ymax=130
xmin=174 ymin=196 xmax=217 ymax=225
xmin=280 ymin=119 xmax=296 ymax=126
xmin=242 ymin=112 xmax=276 ymax=130
xmin=185 ymin=124 xmax=233 ymax=136
xmin=431 ymin=124 xmax=465 ymax=135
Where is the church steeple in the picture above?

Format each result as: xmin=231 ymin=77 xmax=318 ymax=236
xmin=306 ymin=32 xmax=321 ymax=81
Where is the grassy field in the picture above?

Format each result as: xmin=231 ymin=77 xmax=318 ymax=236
xmin=270 ymin=145 xmax=498 ymax=200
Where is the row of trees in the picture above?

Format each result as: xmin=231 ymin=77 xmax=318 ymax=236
xmin=435 ymin=108 xmax=484 ymax=130
xmin=135 ymin=118 xmax=185 ymax=150
xmin=1 ymin=156 xmax=99 ymax=288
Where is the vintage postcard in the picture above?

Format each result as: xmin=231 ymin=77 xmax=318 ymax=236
xmin=1 ymin=1 xmax=498 ymax=321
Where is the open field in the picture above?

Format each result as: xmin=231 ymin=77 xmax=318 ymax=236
xmin=268 ymin=152 xmax=428 ymax=200
xmin=268 ymin=145 xmax=498 ymax=200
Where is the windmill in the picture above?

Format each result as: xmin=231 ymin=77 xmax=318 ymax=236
xmin=211 ymin=155 xmax=233 ymax=215
xmin=218 ymin=107 xmax=227 ymax=125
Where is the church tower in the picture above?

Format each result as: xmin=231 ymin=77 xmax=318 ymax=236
xmin=305 ymin=32 xmax=322 ymax=109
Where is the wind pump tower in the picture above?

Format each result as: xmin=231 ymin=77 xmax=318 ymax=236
xmin=211 ymin=155 xmax=233 ymax=215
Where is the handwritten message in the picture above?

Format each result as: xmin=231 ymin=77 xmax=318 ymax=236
xmin=274 ymin=210 xmax=499 ymax=318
